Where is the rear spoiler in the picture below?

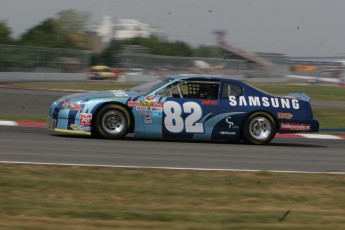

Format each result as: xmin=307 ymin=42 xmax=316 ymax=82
xmin=288 ymin=93 xmax=310 ymax=102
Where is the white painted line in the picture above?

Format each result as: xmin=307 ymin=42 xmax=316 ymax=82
xmin=298 ymin=134 xmax=343 ymax=139
xmin=0 ymin=161 xmax=344 ymax=175
xmin=0 ymin=120 xmax=18 ymax=126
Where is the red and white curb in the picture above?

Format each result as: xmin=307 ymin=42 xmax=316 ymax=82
xmin=1 ymin=120 xmax=344 ymax=140
xmin=0 ymin=120 xmax=46 ymax=127
xmin=275 ymin=133 xmax=345 ymax=140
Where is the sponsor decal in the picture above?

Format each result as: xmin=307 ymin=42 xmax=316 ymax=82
xmin=229 ymin=96 xmax=300 ymax=110
xmin=136 ymin=106 xmax=151 ymax=115
xmin=140 ymin=101 xmax=154 ymax=107
xmin=145 ymin=95 xmax=156 ymax=102
xmin=150 ymin=107 xmax=163 ymax=112
xmin=140 ymin=101 xmax=164 ymax=108
xmin=70 ymin=124 xmax=91 ymax=131
xmin=79 ymin=125 xmax=91 ymax=132
xmin=145 ymin=115 xmax=152 ymax=123
xmin=128 ymin=101 xmax=163 ymax=108
xmin=128 ymin=101 xmax=140 ymax=107
xmin=225 ymin=117 xmax=239 ymax=129
xmin=226 ymin=117 xmax=234 ymax=128
xmin=280 ymin=123 xmax=311 ymax=131
xmin=219 ymin=131 xmax=236 ymax=135
xmin=80 ymin=113 xmax=92 ymax=126
xmin=201 ymin=100 xmax=218 ymax=106
xmin=110 ymin=90 xmax=128 ymax=97
xmin=151 ymin=102 xmax=164 ymax=108
xmin=277 ymin=112 xmax=293 ymax=119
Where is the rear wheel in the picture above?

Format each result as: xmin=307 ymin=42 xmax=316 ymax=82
xmin=242 ymin=112 xmax=276 ymax=145
xmin=93 ymin=104 xmax=131 ymax=139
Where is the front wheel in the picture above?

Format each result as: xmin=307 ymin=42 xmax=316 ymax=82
xmin=93 ymin=104 xmax=131 ymax=139
xmin=242 ymin=112 xmax=276 ymax=145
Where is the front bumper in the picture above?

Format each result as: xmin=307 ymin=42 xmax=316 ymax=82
xmin=47 ymin=116 xmax=91 ymax=135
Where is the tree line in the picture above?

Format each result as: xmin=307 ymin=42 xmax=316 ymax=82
xmin=0 ymin=9 xmax=221 ymax=66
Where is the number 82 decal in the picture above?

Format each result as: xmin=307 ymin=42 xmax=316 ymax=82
xmin=163 ymin=101 xmax=204 ymax=133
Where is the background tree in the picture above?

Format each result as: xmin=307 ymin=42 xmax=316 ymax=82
xmin=92 ymin=36 xmax=222 ymax=66
xmin=0 ymin=20 xmax=14 ymax=44
xmin=55 ymin=9 xmax=90 ymax=49
xmin=19 ymin=18 xmax=71 ymax=48
xmin=18 ymin=9 xmax=90 ymax=49
xmin=193 ymin=45 xmax=221 ymax=57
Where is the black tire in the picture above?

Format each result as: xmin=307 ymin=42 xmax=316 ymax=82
xmin=242 ymin=112 xmax=276 ymax=145
xmin=93 ymin=104 xmax=131 ymax=139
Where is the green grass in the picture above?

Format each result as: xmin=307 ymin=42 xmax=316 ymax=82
xmin=247 ymin=83 xmax=345 ymax=102
xmin=0 ymin=164 xmax=344 ymax=229
xmin=9 ymin=82 xmax=139 ymax=91
xmin=8 ymin=82 xmax=345 ymax=102
xmin=313 ymin=108 xmax=345 ymax=129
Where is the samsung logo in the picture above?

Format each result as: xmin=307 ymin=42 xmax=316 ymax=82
xmin=229 ymin=96 xmax=300 ymax=110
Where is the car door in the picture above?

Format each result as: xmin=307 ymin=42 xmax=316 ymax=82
xmin=146 ymin=79 xmax=221 ymax=140
xmin=214 ymin=80 xmax=246 ymax=140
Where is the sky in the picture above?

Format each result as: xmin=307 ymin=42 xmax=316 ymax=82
xmin=1 ymin=0 xmax=345 ymax=57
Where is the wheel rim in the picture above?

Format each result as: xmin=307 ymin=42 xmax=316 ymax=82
xmin=101 ymin=110 xmax=126 ymax=134
xmin=249 ymin=116 xmax=271 ymax=140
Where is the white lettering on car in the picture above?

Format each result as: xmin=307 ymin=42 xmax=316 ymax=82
xmin=248 ymin=96 xmax=260 ymax=106
xmin=228 ymin=96 xmax=300 ymax=110
xmin=292 ymin=99 xmax=300 ymax=109
xmin=262 ymin=97 xmax=270 ymax=107
xmin=239 ymin=96 xmax=247 ymax=106
xmin=281 ymin=98 xmax=290 ymax=109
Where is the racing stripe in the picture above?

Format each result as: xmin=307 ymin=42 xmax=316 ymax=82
xmin=67 ymin=110 xmax=79 ymax=130
xmin=193 ymin=112 xmax=245 ymax=140
xmin=56 ymin=110 xmax=70 ymax=130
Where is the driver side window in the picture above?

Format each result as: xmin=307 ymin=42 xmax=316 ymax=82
xmin=155 ymin=81 xmax=186 ymax=98
xmin=156 ymin=80 xmax=220 ymax=99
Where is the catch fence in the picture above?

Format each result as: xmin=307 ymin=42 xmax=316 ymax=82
xmin=0 ymin=44 xmax=90 ymax=73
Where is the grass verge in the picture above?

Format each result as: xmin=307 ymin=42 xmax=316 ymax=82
xmin=8 ymin=82 xmax=139 ymax=91
xmin=8 ymin=82 xmax=345 ymax=102
xmin=0 ymin=164 xmax=344 ymax=230
xmin=247 ymin=82 xmax=345 ymax=102
xmin=313 ymin=108 xmax=345 ymax=129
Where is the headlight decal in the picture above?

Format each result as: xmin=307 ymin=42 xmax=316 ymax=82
xmin=61 ymin=101 xmax=83 ymax=111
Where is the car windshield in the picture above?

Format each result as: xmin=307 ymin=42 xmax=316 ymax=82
xmin=128 ymin=77 xmax=174 ymax=95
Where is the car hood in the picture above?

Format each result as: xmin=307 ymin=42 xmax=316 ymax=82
xmin=56 ymin=90 xmax=141 ymax=103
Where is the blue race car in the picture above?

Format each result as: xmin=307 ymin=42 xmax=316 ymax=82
xmin=47 ymin=75 xmax=319 ymax=145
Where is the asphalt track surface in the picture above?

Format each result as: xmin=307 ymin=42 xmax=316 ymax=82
xmin=0 ymin=87 xmax=345 ymax=173
xmin=0 ymin=126 xmax=344 ymax=173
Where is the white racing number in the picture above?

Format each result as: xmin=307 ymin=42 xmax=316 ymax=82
xmin=163 ymin=101 xmax=204 ymax=133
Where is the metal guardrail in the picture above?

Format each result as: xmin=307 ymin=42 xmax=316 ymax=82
xmin=0 ymin=44 xmax=90 ymax=73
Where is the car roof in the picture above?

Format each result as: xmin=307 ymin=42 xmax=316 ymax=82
xmin=166 ymin=74 xmax=243 ymax=84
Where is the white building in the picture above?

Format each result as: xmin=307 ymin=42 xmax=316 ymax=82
xmin=95 ymin=16 xmax=114 ymax=44
xmin=91 ymin=17 xmax=158 ymax=42
xmin=113 ymin=19 xmax=152 ymax=40
xmin=88 ymin=16 xmax=163 ymax=52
